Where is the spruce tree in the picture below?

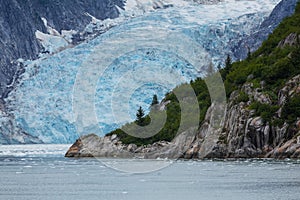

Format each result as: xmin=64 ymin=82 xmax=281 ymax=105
xmin=225 ymin=54 xmax=232 ymax=69
xmin=246 ymin=47 xmax=251 ymax=61
xmin=136 ymin=106 xmax=145 ymax=126
xmin=221 ymin=54 xmax=232 ymax=80
xmin=151 ymin=94 xmax=159 ymax=106
xmin=290 ymin=34 xmax=300 ymax=67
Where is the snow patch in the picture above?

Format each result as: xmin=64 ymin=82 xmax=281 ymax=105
xmin=35 ymin=30 xmax=69 ymax=54
xmin=41 ymin=17 xmax=60 ymax=36
xmin=36 ymin=17 xmax=77 ymax=55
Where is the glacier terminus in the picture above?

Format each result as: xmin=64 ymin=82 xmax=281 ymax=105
xmin=1 ymin=0 xmax=292 ymax=144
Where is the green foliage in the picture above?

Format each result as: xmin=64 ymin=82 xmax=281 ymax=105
xmin=251 ymin=79 xmax=261 ymax=89
xmin=272 ymin=118 xmax=285 ymax=127
xmin=107 ymin=78 xmax=211 ymax=145
xmin=220 ymin=54 xmax=232 ymax=80
xmin=190 ymin=78 xmax=211 ymax=122
xmin=263 ymin=91 xmax=277 ymax=103
xmin=136 ymin=106 xmax=145 ymax=126
xmin=224 ymin=2 xmax=300 ymax=93
xmin=261 ymin=57 xmax=294 ymax=85
xmin=246 ymin=48 xmax=252 ymax=61
xmin=289 ymin=35 xmax=300 ymax=66
xmin=249 ymin=101 xmax=279 ymax=123
xmin=236 ymin=91 xmax=249 ymax=103
xmin=107 ymin=101 xmax=181 ymax=145
xmin=151 ymin=94 xmax=159 ymax=106
xmin=282 ymin=94 xmax=300 ymax=124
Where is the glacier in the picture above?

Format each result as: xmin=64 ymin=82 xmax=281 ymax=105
xmin=3 ymin=0 xmax=282 ymax=144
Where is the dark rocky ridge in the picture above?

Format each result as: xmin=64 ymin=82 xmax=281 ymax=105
xmin=233 ymin=0 xmax=298 ymax=60
xmin=0 ymin=0 xmax=124 ymax=99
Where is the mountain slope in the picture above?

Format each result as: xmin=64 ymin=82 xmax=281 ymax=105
xmin=233 ymin=0 xmax=298 ymax=60
xmin=0 ymin=0 xmax=124 ymax=98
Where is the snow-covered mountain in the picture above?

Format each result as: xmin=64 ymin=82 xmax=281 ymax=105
xmin=0 ymin=0 xmax=297 ymax=144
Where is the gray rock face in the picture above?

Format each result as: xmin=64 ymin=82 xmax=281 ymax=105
xmin=65 ymin=127 xmax=198 ymax=159
xmin=232 ymin=0 xmax=298 ymax=60
xmin=193 ymin=74 xmax=300 ymax=159
xmin=0 ymin=0 xmax=124 ymax=98
xmin=277 ymin=33 xmax=300 ymax=48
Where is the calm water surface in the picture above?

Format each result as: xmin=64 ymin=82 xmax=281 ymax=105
xmin=0 ymin=144 xmax=300 ymax=200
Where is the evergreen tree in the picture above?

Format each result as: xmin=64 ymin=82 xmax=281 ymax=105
xmin=221 ymin=54 xmax=232 ymax=80
xmin=290 ymin=34 xmax=300 ymax=67
xmin=136 ymin=106 xmax=145 ymax=126
xmin=151 ymin=94 xmax=159 ymax=106
xmin=225 ymin=54 xmax=232 ymax=69
xmin=246 ymin=47 xmax=251 ymax=61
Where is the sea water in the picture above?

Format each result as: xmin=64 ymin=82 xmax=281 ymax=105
xmin=0 ymin=144 xmax=300 ymax=200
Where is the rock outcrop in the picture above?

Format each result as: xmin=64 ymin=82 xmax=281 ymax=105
xmin=65 ymin=127 xmax=198 ymax=159
xmin=66 ymin=74 xmax=300 ymax=159
xmin=0 ymin=0 xmax=124 ymax=98
xmin=184 ymin=74 xmax=300 ymax=159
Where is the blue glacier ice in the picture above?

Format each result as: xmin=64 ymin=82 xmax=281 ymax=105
xmin=4 ymin=0 xmax=281 ymax=143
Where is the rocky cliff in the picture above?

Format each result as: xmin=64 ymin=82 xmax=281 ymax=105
xmin=66 ymin=74 xmax=300 ymax=159
xmin=184 ymin=74 xmax=300 ymax=159
xmin=0 ymin=0 xmax=123 ymax=98
xmin=233 ymin=0 xmax=298 ymax=60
